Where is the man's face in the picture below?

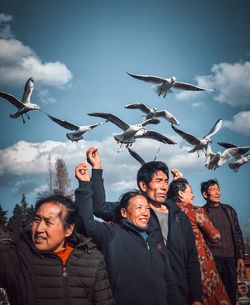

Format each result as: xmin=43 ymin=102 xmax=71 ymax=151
xmin=139 ymin=170 xmax=169 ymax=205
xmin=203 ymin=183 xmax=221 ymax=204
xmin=121 ymin=195 xmax=150 ymax=228
xmin=32 ymin=202 xmax=74 ymax=252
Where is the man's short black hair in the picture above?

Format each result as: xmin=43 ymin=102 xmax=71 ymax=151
xmin=200 ymin=179 xmax=220 ymax=195
xmin=35 ymin=195 xmax=78 ymax=229
xmin=137 ymin=161 xmax=169 ymax=188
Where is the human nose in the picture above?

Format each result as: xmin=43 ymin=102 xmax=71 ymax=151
xmin=161 ymin=182 xmax=168 ymax=190
xmin=35 ymin=220 xmax=46 ymax=232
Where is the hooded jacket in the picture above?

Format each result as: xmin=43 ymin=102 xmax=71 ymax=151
xmin=88 ymin=169 xmax=202 ymax=305
xmin=75 ymin=180 xmax=180 ymax=305
xmin=0 ymin=231 xmax=113 ymax=305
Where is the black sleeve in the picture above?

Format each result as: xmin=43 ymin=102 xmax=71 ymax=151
xmin=183 ymin=215 xmax=203 ymax=302
xmin=231 ymin=206 xmax=245 ymax=259
xmin=90 ymin=169 xmax=119 ymax=221
xmin=92 ymin=256 xmax=114 ymax=305
xmin=75 ymin=181 xmax=115 ymax=248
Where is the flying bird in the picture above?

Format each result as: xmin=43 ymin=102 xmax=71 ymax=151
xmin=228 ymin=155 xmax=250 ymax=172
xmin=205 ymin=143 xmax=250 ymax=170
xmin=47 ymin=114 xmax=105 ymax=142
xmin=217 ymin=142 xmax=250 ymax=172
xmin=88 ymin=112 xmax=176 ymax=151
xmin=128 ymin=147 xmax=160 ymax=165
xmin=0 ymin=77 xmax=41 ymax=123
xmin=124 ymin=103 xmax=180 ymax=125
xmin=127 ymin=72 xmax=215 ymax=97
xmin=172 ymin=119 xmax=222 ymax=157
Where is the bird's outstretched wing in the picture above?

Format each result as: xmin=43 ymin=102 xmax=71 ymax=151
xmin=127 ymin=72 xmax=166 ymax=84
xmin=217 ymin=142 xmax=238 ymax=149
xmin=22 ymin=77 xmax=34 ymax=103
xmin=172 ymin=124 xmax=200 ymax=145
xmin=203 ymin=119 xmax=222 ymax=139
xmin=155 ymin=110 xmax=180 ymax=125
xmin=128 ymin=148 xmax=145 ymax=165
xmin=174 ymin=81 xmax=215 ymax=91
xmin=88 ymin=112 xmax=129 ymax=131
xmin=136 ymin=130 xmax=176 ymax=144
xmin=124 ymin=103 xmax=151 ymax=114
xmin=141 ymin=118 xmax=160 ymax=127
xmin=89 ymin=122 xmax=105 ymax=129
xmin=47 ymin=114 xmax=79 ymax=131
xmin=0 ymin=91 xmax=24 ymax=109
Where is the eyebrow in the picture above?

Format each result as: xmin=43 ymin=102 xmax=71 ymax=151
xmin=34 ymin=214 xmax=60 ymax=223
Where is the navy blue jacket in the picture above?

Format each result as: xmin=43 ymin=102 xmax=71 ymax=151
xmin=89 ymin=169 xmax=202 ymax=305
xmin=75 ymin=180 xmax=180 ymax=305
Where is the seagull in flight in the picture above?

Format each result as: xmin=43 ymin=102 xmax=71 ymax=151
xmin=47 ymin=114 xmax=105 ymax=142
xmin=128 ymin=147 xmax=160 ymax=165
xmin=124 ymin=103 xmax=180 ymax=125
xmin=228 ymin=155 xmax=250 ymax=172
xmin=217 ymin=142 xmax=250 ymax=172
xmin=88 ymin=112 xmax=176 ymax=151
xmin=172 ymin=119 xmax=222 ymax=157
xmin=0 ymin=77 xmax=41 ymax=123
xmin=205 ymin=143 xmax=250 ymax=170
xmin=127 ymin=72 xmax=215 ymax=97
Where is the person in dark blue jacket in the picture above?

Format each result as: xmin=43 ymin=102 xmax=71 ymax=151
xmin=75 ymin=161 xmax=179 ymax=305
xmin=84 ymin=146 xmax=202 ymax=305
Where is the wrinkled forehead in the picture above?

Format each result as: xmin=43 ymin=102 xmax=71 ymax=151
xmin=151 ymin=170 xmax=168 ymax=180
xmin=35 ymin=202 xmax=65 ymax=220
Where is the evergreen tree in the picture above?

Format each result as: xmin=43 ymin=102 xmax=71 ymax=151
xmin=7 ymin=204 xmax=23 ymax=234
xmin=0 ymin=205 xmax=8 ymax=238
xmin=7 ymin=194 xmax=34 ymax=233
xmin=0 ymin=205 xmax=8 ymax=229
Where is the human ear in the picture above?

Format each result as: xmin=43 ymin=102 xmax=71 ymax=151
xmin=139 ymin=180 xmax=147 ymax=192
xmin=120 ymin=208 xmax=127 ymax=219
xmin=178 ymin=190 xmax=184 ymax=201
xmin=202 ymin=192 xmax=208 ymax=199
xmin=65 ymin=224 xmax=75 ymax=237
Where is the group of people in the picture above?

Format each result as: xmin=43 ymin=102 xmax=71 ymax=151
xmin=0 ymin=146 xmax=245 ymax=305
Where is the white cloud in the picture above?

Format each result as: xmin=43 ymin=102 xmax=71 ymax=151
xmin=223 ymin=111 xmax=250 ymax=136
xmin=0 ymin=13 xmax=13 ymax=39
xmin=0 ymin=136 xmax=207 ymax=197
xmin=12 ymin=179 xmax=37 ymax=196
xmin=39 ymin=88 xmax=57 ymax=104
xmin=0 ymin=13 xmax=12 ymax=23
xmin=0 ymin=15 xmax=72 ymax=87
xmin=196 ymin=61 xmax=250 ymax=107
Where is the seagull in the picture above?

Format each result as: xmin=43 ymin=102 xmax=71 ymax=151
xmin=172 ymin=119 xmax=222 ymax=157
xmin=205 ymin=143 xmax=250 ymax=170
xmin=124 ymin=103 xmax=180 ymax=125
xmin=0 ymin=77 xmax=41 ymax=123
xmin=217 ymin=142 xmax=250 ymax=172
xmin=127 ymin=72 xmax=215 ymax=97
xmin=228 ymin=155 xmax=250 ymax=172
xmin=88 ymin=112 xmax=176 ymax=151
xmin=47 ymin=114 xmax=105 ymax=142
xmin=128 ymin=147 xmax=160 ymax=165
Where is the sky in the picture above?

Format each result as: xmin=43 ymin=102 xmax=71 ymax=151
xmin=0 ymin=0 xmax=249 ymax=232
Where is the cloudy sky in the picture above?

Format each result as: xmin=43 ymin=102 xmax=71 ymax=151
xmin=0 ymin=1 xmax=249 ymax=227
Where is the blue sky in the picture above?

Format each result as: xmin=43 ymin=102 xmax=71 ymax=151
xmin=0 ymin=1 xmax=249 ymax=230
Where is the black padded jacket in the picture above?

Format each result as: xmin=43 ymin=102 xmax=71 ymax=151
xmin=0 ymin=231 xmax=113 ymax=305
